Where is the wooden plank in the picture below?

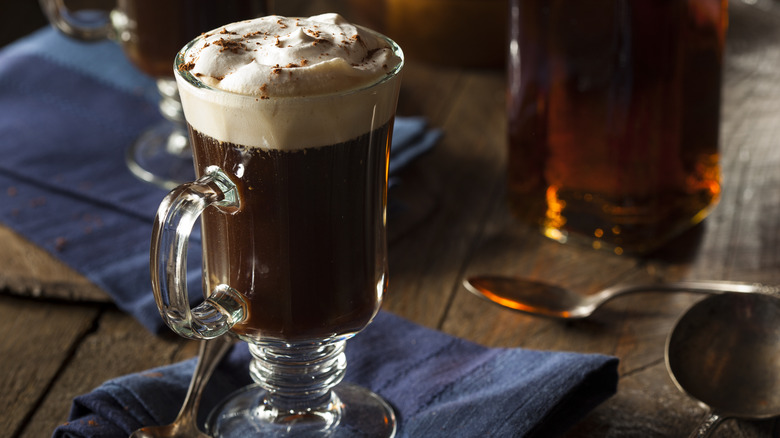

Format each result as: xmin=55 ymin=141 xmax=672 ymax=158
xmin=0 ymin=295 xmax=100 ymax=437
xmin=18 ymin=309 xmax=196 ymax=437
xmin=385 ymin=69 xmax=506 ymax=329
xmin=0 ymin=224 xmax=110 ymax=302
xmin=566 ymin=359 xmax=775 ymax=438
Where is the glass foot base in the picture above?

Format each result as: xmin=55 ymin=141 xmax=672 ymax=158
xmin=207 ymin=383 xmax=397 ymax=437
xmin=125 ymin=121 xmax=194 ymax=190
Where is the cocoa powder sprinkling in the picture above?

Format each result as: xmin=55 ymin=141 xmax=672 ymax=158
xmin=179 ymin=61 xmax=195 ymax=72
xmin=213 ymin=38 xmax=247 ymax=53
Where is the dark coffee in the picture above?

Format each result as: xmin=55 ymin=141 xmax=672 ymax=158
xmin=115 ymin=0 xmax=267 ymax=78
xmin=190 ymin=122 xmax=392 ymax=342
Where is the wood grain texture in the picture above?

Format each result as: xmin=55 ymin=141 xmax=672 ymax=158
xmin=0 ymin=224 xmax=109 ymax=302
xmin=386 ymin=67 xmax=506 ymax=328
xmin=0 ymin=295 xmax=100 ymax=436
xmin=19 ymin=311 xmax=195 ymax=437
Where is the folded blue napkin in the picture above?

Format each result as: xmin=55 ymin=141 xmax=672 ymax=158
xmin=0 ymin=28 xmax=439 ymax=334
xmin=53 ymin=312 xmax=618 ymax=438
xmin=2 ymin=28 xmax=619 ymax=438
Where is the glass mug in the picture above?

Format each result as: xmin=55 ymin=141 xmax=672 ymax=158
xmin=38 ymin=0 xmax=267 ymax=189
xmin=507 ymin=0 xmax=726 ymax=254
xmin=150 ymin=24 xmax=404 ymax=437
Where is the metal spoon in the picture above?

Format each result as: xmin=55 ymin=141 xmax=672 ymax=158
xmin=666 ymin=292 xmax=780 ymax=437
xmin=463 ymin=276 xmax=779 ymax=319
xmin=130 ymin=335 xmax=234 ymax=438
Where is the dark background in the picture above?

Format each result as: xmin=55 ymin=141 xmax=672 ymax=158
xmin=1 ymin=0 xmax=117 ymax=47
xmin=1 ymin=2 xmax=48 ymax=47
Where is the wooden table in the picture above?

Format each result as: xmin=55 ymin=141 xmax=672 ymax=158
xmin=3 ymin=2 xmax=780 ymax=437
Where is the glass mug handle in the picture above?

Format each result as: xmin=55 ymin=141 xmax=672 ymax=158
xmin=38 ymin=0 xmax=115 ymax=41
xmin=151 ymin=166 xmax=246 ymax=340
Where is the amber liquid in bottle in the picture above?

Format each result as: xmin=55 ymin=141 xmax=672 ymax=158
xmin=507 ymin=0 xmax=725 ymax=254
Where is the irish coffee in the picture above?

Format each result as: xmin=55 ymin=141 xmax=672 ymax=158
xmin=171 ymin=14 xmax=403 ymax=343
xmin=153 ymin=13 xmax=403 ymax=435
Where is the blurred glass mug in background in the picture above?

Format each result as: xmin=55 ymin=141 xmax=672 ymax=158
xmin=507 ymin=0 xmax=726 ymax=254
xmin=38 ymin=0 xmax=268 ymax=189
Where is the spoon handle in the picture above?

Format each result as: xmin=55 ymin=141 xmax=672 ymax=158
xmin=664 ymin=280 xmax=780 ymax=295
xmin=688 ymin=410 xmax=725 ymax=438
xmin=175 ymin=336 xmax=234 ymax=424
xmin=595 ymin=280 xmax=780 ymax=307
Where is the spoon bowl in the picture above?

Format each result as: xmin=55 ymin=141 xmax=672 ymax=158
xmin=130 ymin=335 xmax=234 ymax=438
xmin=666 ymin=292 xmax=780 ymax=437
xmin=463 ymin=276 xmax=778 ymax=319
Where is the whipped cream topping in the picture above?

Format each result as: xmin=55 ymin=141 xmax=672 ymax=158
xmin=179 ymin=13 xmax=402 ymax=98
xmin=175 ymin=14 xmax=403 ymax=150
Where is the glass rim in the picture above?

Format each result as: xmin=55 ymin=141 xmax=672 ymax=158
xmin=173 ymin=22 xmax=404 ymax=102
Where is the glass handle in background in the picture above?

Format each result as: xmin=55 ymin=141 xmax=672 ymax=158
xmin=38 ymin=0 xmax=115 ymax=41
xmin=151 ymin=166 xmax=246 ymax=340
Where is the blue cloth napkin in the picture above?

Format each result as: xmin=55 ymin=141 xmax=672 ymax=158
xmin=0 ymin=27 xmax=439 ymax=334
xmin=53 ymin=312 xmax=619 ymax=438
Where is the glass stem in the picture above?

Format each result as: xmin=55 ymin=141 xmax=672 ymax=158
xmin=156 ymin=78 xmax=190 ymax=157
xmin=248 ymin=340 xmax=347 ymax=427
xmin=157 ymin=77 xmax=184 ymax=123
